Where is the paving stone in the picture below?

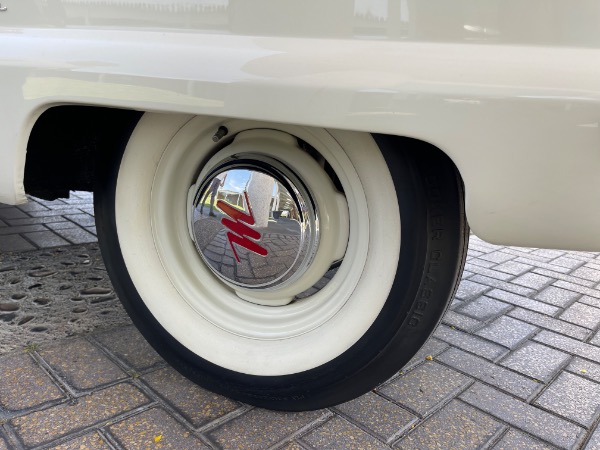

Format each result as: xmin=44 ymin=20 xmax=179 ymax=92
xmin=499 ymin=343 xmax=569 ymax=385
xmin=47 ymin=203 xmax=86 ymax=211
xmin=493 ymin=260 xmax=533 ymax=276
xmin=396 ymin=400 xmax=504 ymax=450
xmin=11 ymin=383 xmax=150 ymax=447
xmin=534 ymin=330 xmax=600 ymax=363
xmin=0 ymin=207 xmax=29 ymax=220
xmin=51 ymin=432 xmax=112 ymax=449
xmin=40 ymin=218 xmax=88 ymax=236
xmin=63 ymin=200 xmax=93 ymax=208
xmin=0 ymin=353 xmax=64 ymax=411
xmin=591 ymin=331 xmax=600 ymax=347
xmin=206 ymin=408 xmax=326 ymax=450
xmin=493 ymin=429 xmax=557 ymax=450
xmin=441 ymin=310 xmax=482 ymax=332
xmin=508 ymin=307 xmax=590 ymax=340
xmin=534 ymin=268 xmax=597 ymax=288
xmin=478 ymin=250 xmax=515 ymax=264
xmin=549 ymin=256 xmax=585 ymax=270
xmin=518 ymin=246 xmax=543 ymax=252
xmin=402 ymin=338 xmax=450 ymax=372
xmin=560 ymin=302 xmax=600 ymax=330
xmin=437 ymin=347 xmax=539 ymax=399
xmin=535 ymin=286 xmax=580 ymax=308
xmin=38 ymin=338 xmax=126 ymax=391
xmin=8 ymin=219 xmax=71 ymax=232
xmin=535 ymin=372 xmax=600 ymax=427
xmin=35 ymin=199 xmax=69 ymax=207
xmin=17 ymin=201 xmax=49 ymax=213
xmin=277 ymin=442 xmax=305 ymax=450
xmin=109 ymin=408 xmax=210 ymax=450
xmin=0 ymin=224 xmax=49 ymax=236
xmin=94 ymin=326 xmax=163 ymax=371
xmin=512 ymin=258 xmax=572 ymax=274
xmin=586 ymin=261 xmax=600 ymax=271
xmin=449 ymin=298 xmax=464 ymax=310
xmin=335 ymin=392 xmax=417 ymax=443
xmin=467 ymin=249 xmax=484 ymax=258
xmin=460 ymin=383 xmax=585 ymax=449
xmin=458 ymin=295 xmax=511 ymax=321
xmin=8 ymin=216 xmax=70 ymax=227
xmin=580 ymin=295 xmax=600 ymax=309
xmin=584 ymin=426 xmax=600 ymax=450
xmin=300 ymin=416 xmax=387 ymax=450
xmin=454 ymin=280 xmax=490 ymax=301
xmin=503 ymin=248 xmax=554 ymax=263
xmin=553 ymin=280 xmax=600 ymax=299
xmin=64 ymin=214 xmax=96 ymax=228
xmin=45 ymin=221 xmax=80 ymax=231
xmin=28 ymin=209 xmax=86 ymax=218
xmin=143 ymin=366 xmax=239 ymax=428
xmin=0 ymin=235 xmax=36 ymax=252
xmin=70 ymin=191 xmax=93 ymax=199
xmin=54 ymin=227 xmax=97 ymax=244
xmin=378 ymin=361 xmax=471 ymax=416
xmin=512 ymin=272 xmax=554 ymax=290
xmin=532 ymin=249 xmax=566 ymax=259
xmin=85 ymin=226 xmax=97 ymax=236
xmin=575 ymin=251 xmax=600 ymax=261
xmin=463 ymin=264 xmax=514 ymax=281
xmin=566 ymin=357 xmax=600 ymax=383
xmin=468 ymin=274 xmax=536 ymax=296
xmin=467 ymin=258 xmax=497 ymax=269
xmin=571 ymin=266 xmax=600 ymax=283
xmin=433 ymin=325 xmax=508 ymax=360
xmin=23 ymin=231 xmax=70 ymax=249
xmin=468 ymin=238 xmax=503 ymax=253
xmin=476 ymin=316 xmax=538 ymax=349
xmin=486 ymin=289 xmax=560 ymax=315
xmin=575 ymin=251 xmax=599 ymax=260
xmin=536 ymin=258 xmax=583 ymax=274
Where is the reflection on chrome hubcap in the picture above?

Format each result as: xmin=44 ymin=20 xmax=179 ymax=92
xmin=190 ymin=155 xmax=319 ymax=290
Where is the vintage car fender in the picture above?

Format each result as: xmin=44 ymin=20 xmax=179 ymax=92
xmin=1 ymin=3 xmax=600 ymax=251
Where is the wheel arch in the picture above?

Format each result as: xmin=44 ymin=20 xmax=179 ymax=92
xmin=24 ymin=105 xmax=143 ymax=200
xmin=23 ymin=107 xmax=464 ymax=205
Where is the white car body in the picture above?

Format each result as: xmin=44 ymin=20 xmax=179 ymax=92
xmin=1 ymin=0 xmax=600 ymax=252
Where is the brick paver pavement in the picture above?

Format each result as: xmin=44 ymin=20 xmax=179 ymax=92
xmin=0 ymin=192 xmax=96 ymax=252
xmin=2 ymin=194 xmax=600 ymax=448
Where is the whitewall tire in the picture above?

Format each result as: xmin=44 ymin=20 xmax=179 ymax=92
xmin=95 ymin=113 xmax=468 ymax=410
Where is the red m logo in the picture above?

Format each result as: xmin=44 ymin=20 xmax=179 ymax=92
xmin=217 ymin=192 xmax=269 ymax=263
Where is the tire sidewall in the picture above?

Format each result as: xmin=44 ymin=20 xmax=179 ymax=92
xmin=95 ymin=117 xmax=466 ymax=410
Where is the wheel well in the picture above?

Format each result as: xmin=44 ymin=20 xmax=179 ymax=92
xmin=24 ymin=108 xmax=462 ymax=204
xmin=24 ymin=106 xmax=143 ymax=200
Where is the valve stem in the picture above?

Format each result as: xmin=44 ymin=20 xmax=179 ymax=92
xmin=212 ymin=126 xmax=229 ymax=142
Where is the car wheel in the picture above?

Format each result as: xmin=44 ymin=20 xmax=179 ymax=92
xmin=94 ymin=113 xmax=467 ymax=411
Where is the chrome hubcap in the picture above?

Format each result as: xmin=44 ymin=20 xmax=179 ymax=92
xmin=190 ymin=155 xmax=320 ymax=291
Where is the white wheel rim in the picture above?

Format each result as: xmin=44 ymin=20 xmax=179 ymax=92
xmin=186 ymin=129 xmax=345 ymax=303
xmin=116 ymin=114 xmax=400 ymax=375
